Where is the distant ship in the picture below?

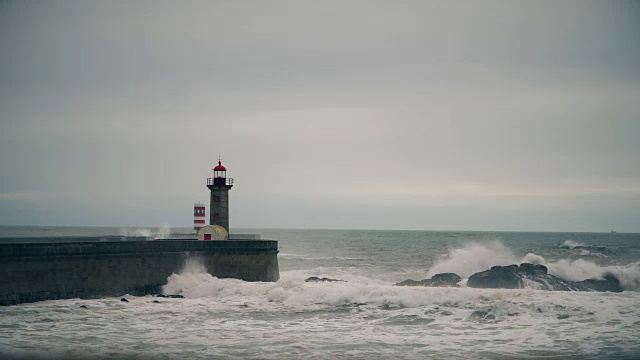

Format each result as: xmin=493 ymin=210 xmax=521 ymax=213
xmin=610 ymin=230 xmax=618 ymax=234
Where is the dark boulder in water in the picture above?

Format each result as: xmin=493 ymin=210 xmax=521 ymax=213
xmin=395 ymin=273 xmax=461 ymax=287
xmin=575 ymin=274 xmax=623 ymax=293
xmin=467 ymin=263 xmax=623 ymax=292
xmin=120 ymin=298 xmax=129 ymax=302
xmin=467 ymin=265 xmax=523 ymax=289
xmin=305 ymin=276 xmax=344 ymax=282
xmin=517 ymin=263 xmax=548 ymax=276
xmin=430 ymin=273 xmax=462 ymax=285
xmin=155 ymin=294 xmax=184 ymax=298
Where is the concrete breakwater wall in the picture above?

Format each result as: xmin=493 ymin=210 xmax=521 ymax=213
xmin=0 ymin=240 xmax=279 ymax=306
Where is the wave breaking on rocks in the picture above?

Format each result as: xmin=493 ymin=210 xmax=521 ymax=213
xmin=396 ymin=263 xmax=624 ymax=292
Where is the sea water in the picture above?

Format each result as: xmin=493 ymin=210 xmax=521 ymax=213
xmin=1 ymin=226 xmax=639 ymax=359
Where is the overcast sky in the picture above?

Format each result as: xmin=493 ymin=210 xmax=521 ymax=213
xmin=1 ymin=0 xmax=639 ymax=232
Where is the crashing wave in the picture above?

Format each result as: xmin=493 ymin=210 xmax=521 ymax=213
xmin=421 ymin=242 xmax=639 ymax=291
xmin=559 ymin=240 xmax=606 ymax=251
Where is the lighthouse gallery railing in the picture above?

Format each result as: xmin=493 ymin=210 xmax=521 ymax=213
xmin=207 ymin=178 xmax=234 ymax=186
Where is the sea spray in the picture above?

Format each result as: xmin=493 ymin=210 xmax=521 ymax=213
xmin=162 ymin=256 xmax=218 ymax=297
xmin=120 ymin=228 xmax=152 ymax=237
xmin=523 ymin=253 xmax=640 ymax=291
xmin=426 ymin=241 xmax=518 ymax=278
xmin=154 ymin=223 xmax=171 ymax=239
xmin=119 ymin=224 xmax=172 ymax=239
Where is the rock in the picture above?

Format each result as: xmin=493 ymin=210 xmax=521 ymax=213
xmin=305 ymin=277 xmax=343 ymax=282
xmin=517 ymin=263 xmax=548 ymax=276
xmin=467 ymin=263 xmax=623 ymax=292
xmin=79 ymin=305 xmax=88 ymax=309
xmin=429 ymin=273 xmax=462 ymax=286
xmin=120 ymin=298 xmax=129 ymax=302
xmin=468 ymin=266 xmax=523 ymax=289
xmin=156 ymin=294 xmax=183 ymax=298
xmin=153 ymin=300 xmax=161 ymax=303
xmin=395 ymin=279 xmax=426 ymax=286
xmin=395 ymin=273 xmax=461 ymax=287
xmin=575 ymin=274 xmax=623 ymax=293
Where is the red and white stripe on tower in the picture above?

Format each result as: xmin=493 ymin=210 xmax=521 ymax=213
xmin=193 ymin=202 xmax=206 ymax=231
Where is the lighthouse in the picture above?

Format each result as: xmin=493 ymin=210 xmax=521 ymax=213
xmin=206 ymin=159 xmax=234 ymax=232
xmin=193 ymin=202 xmax=206 ymax=231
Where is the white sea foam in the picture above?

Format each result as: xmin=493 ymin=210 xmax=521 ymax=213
xmin=559 ymin=240 xmax=605 ymax=251
xmin=164 ymin=267 xmax=507 ymax=309
xmin=4 ymin=284 xmax=639 ymax=359
xmin=560 ymin=240 xmax=585 ymax=249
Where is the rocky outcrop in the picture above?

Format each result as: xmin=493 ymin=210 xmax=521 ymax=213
xmin=467 ymin=263 xmax=623 ymax=292
xmin=395 ymin=273 xmax=461 ymax=287
xmin=394 ymin=264 xmax=623 ymax=292
xmin=467 ymin=265 xmax=523 ymax=289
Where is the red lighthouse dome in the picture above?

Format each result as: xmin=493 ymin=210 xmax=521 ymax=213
xmin=213 ymin=161 xmax=226 ymax=172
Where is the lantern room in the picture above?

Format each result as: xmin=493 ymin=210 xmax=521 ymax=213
xmin=213 ymin=161 xmax=226 ymax=179
xmin=207 ymin=160 xmax=234 ymax=187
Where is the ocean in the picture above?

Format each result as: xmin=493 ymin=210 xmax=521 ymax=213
xmin=1 ymin=226 xmax=639 ymax=359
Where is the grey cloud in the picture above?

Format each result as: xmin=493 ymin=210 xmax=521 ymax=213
xmin=1 ymin=0 xmax=639 ymax=231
